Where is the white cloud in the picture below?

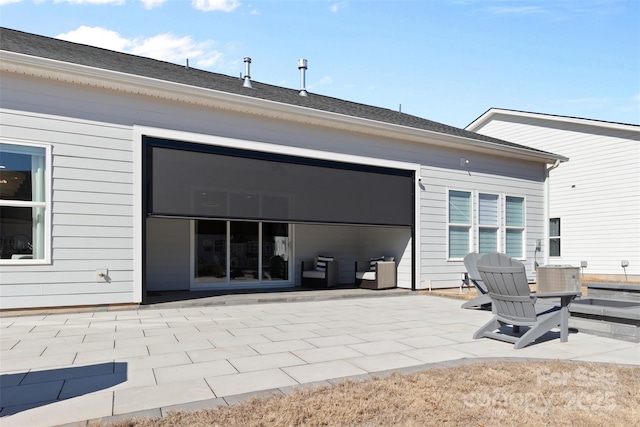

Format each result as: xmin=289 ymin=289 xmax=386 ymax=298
xmin=54 ymin=0 xmax=125 ymax=4
xmin=56 ymin=26 xmax=223 ymax=69
xmin=552 ymin=96 xmax=608 ymax=106
xmin=192 ymin=0 xmax=241 ymax=12
xmin=0 ymin=0 xmax=23 ymax=5
xmin=139 ymin=0 xmax=166 ymax=9
xmin=308 ymin=76 xmax=333 ymax=90
xmin=488 ymin=6 xmax=546 ymax=16
xmin=329 ymin=2 xmax=347 ymax=13
xmin=57 ymin=26 xmax=130 ymax=51
xmin=129 ymin=33 xmax=219 ymax=67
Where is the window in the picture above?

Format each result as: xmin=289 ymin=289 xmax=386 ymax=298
xmin=448 ymin=190 xmax=471 ymax=259
xmin=478 ymin=193 xmax=499 ymax=254
xmin=549 ymin=218 xmax=561 ymax=257
xmin=0 ymin=143 xmax=48 ymax=261
xmin=505 ymin=196 xmax=525 ymax=258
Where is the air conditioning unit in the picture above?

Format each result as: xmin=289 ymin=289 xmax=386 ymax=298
xmin=536 ymin=265 xmax=581 ymax=293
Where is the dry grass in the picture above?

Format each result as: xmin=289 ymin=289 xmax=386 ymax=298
xmin=581 ymin=276 xmax=640 ymax=284
xmin=103 ymin=360 xmax=639 ymax=427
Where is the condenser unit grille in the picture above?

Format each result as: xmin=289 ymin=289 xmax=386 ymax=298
xmin=536 ymin=265 xmax=581 ymax=293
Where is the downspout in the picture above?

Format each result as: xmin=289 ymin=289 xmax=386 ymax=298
xmin=547 ymin=159 xmax=561 ymax=172
xmin=542 ymin=159 xmax=562 ymax=269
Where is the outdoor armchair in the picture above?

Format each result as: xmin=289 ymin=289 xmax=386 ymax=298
xmin=301 ymin=255 xmax=339 ymax=288
xmin=461 ymin=252 xmax=493 ymax=310
xmin=355 ymin=257 xmax=396 ymax=290
xmin=474 ymin=252 xmax=580 ymax=349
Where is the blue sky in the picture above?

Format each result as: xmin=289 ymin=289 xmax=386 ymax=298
xmin=1 ymin=0 xmax=638 ymax=128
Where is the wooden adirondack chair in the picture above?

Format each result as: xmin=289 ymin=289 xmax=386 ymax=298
xmin=473 ymin=252 xmax=580 ymax=349
xmin=461 ymin=252 xmax=493 ymax=310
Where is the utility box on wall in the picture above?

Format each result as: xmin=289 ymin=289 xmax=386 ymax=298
xmin=536 ymin=265 xmax=581 ymax=293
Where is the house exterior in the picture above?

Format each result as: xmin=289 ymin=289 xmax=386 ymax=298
xmin=467 ymin=108 xmax=640 ymax=281
xmin=0 ymin=28 xmax=566 ymax=311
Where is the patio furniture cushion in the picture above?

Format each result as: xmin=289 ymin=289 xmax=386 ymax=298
xmin=303 ymin=270 xmax=327 ymax=279
xmin=316 ymin=255 xmax=334 ymax=272
xmin=302 ymin=257 xmax=339 ymax=288
xmin=356 ymin=271 xmax=376 ymax=281
xmin=369 ymin=256 xmax=385 ymax=271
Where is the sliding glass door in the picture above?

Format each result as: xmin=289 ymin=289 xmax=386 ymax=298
xmin=230 ymin=221 xmax=259 ymax=281
xmin=194 ymin=219 xmax=290 ymax=287
xmin=262 ymin=222 xmax=289 ymax=281
xmin=194 ymin=220 xmax=227 ymax=283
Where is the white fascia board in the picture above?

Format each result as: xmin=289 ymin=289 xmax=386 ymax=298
xmin=467 ymin=108 xmax=640 ymax=134
xmin=2 ymin=51 xmax=563 ymax=164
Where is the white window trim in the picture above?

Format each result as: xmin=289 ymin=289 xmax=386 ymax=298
xmin=0 ymin=140 xmax=52 ymax=265
xmin=504 ymin=194 xmax=526 ymax=260
xmin=476 ymin=192 xmax=501 ymax=254
xmin=549 ymin=217 xmax=561 ymax=257
xmin=447 ymin=188 xmax=472 ymax=260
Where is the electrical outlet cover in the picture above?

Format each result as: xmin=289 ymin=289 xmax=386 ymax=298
xmin=96 ymin=268 xmax=109 ymax=282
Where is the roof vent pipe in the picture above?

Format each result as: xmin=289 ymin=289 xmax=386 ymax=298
xmin=298 ymin=58 xmax=308 ymax=96
xmin=243 ymin=57 xmax=252 ymax=88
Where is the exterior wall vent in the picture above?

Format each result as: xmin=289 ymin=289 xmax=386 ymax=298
xmin=298 ymin=58 xmax=308 ymax=96
xmin=243 ymin=57 xmax=252 ymax=88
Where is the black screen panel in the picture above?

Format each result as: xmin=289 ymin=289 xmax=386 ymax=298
xmin=147 ymin=138 xmax=413 ymax=226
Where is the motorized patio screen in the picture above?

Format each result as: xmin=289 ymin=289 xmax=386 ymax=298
xmin=146 ymin=137 xmax=413 ymax=226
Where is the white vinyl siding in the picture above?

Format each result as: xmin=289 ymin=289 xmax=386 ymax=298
xmin=420 ymin=156 xmax=544 ymax=289
xmin=0 ymin=110 xmax=134 ymax=309
xmin=0 ymin=69 xmax=551 ymax=303
xmin=471 ymin=111 xmax=640 ymax=278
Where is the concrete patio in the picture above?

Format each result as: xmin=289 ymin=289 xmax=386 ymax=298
xmin=1 ymin=291 xmax=638 ymax=427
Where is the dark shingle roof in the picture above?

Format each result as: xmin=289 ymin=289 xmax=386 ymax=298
xmin=0 ymin=27 xmax=554 ymax=154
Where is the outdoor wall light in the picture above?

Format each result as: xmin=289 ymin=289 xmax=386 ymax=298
xmin=580 ymin=261 xmax=588 ymax=279
xmin=460 ymin=157 xmax=470 ymax=167
xmin=621 ymin=260 xmax=630 ymax=282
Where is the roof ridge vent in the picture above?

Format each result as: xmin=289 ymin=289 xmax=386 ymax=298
xmin=243 ymin=57 xmax=252 ymax=88
xmin=298 ymin=58 xmax=308 ymax=96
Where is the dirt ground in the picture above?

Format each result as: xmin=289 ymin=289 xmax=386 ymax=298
xmin=103 ymin=360 xmax=639 ymax=427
